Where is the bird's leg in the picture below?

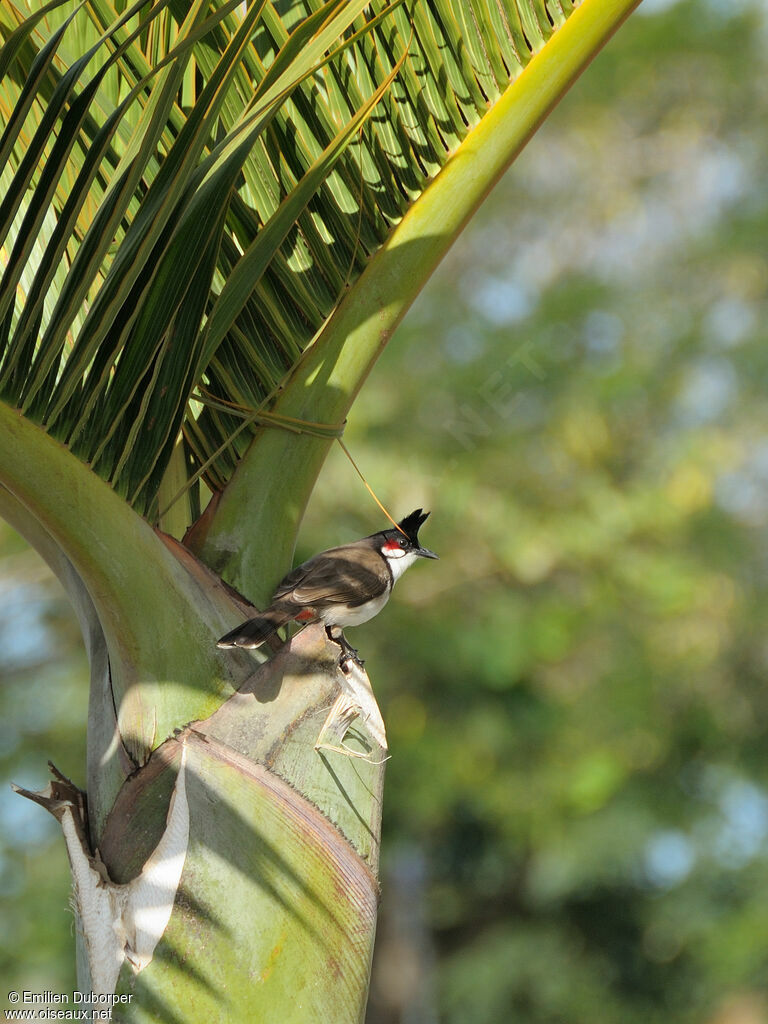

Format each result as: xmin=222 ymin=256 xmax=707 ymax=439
xmin=325 ymin=625 xmax=365 ymax=670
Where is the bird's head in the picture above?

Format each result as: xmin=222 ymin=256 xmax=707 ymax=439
xmin=379 ymin=508 xmax=438 ymax=564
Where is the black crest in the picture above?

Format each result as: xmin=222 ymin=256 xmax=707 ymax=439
xmin=397 ymin=508 xmax=430 ymax=545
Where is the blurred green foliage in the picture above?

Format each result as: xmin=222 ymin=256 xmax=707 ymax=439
xmin=3 ymin=0 xmax=768 ymax=1020
xmin=0 ymin=526 xmax=86 ymax=995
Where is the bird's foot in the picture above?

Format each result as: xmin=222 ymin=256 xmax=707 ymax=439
xmin=325 ymin=625 xmax=365 ymax=671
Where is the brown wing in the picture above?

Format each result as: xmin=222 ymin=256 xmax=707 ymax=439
xmin=273 ymin=544 xmax=389 ymax=609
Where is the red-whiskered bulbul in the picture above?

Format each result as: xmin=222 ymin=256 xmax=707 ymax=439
xmin=217 ymin=509 xmax=437 ymax=664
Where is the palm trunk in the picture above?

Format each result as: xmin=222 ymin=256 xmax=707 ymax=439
xmin=14 ymin=556 xmax=387 ymax=1022
xmin=3 ymin=405 xmax=385 ymax=1021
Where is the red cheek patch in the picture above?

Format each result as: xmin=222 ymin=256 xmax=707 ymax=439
xmin=383 ymin=540 xmax=401 ymax=552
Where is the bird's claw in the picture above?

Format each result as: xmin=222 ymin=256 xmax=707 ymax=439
xmin=340 ymin=652 xmax=365 ymax=673
xmin=325 ymin=626 xmax=365 ymax=670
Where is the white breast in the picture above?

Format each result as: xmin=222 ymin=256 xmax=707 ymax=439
xmin=385 ymin=548 xmax=421 ymax=582
xmin=321 ymin=589 xmax=390 ymax=628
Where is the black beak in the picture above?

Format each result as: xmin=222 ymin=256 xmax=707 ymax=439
xmin=416 ymin=546 xmax=439 ymax=559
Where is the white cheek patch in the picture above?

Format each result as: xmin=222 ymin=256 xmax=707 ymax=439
xmin=383 ymin=544 xmax=407 ymax=558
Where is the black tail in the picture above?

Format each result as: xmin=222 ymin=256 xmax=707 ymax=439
xmin=217 ymin=607 xmax=292 ymax=649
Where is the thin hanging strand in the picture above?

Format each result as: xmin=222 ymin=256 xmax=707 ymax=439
xmin=336 ymin=438 xmax=407 ymax=537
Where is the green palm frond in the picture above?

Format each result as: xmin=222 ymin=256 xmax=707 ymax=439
xmin=0 ymin=0 xmax=594 ymax=524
